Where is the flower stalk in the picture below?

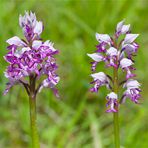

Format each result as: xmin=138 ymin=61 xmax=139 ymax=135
xmin=113 ymin=112 xmax=120 ymax=148
xmin=29 ymin=95 xmax=40 ymax=148
xmin=29 ymin=75 xmax=40 ymax=148
xmin=113 ymin=67 xmax=120 ymax=148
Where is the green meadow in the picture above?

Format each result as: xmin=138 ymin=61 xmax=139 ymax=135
xmin=0 ymin=0 xmax=148 ymax=147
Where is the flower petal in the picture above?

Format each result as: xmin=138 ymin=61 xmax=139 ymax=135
xmin=87 ymin=53 xmax=103 ymax=62
xmin=107 ymin=92 xmax=118 ymax=99
xmin=34 ymin=21 xmax=43 ymax=35
xmin=124 ymin=34 xmax=139 ymax=44
xmin=123 ymin=79 xmax=140 ymax=89
xmin=91 ymin=72 xmax=107 ymax=81
xmin=116 ymin=20 xmax=124 ymax=33
xmin=6 ymin=36 xmax=24 ymax=46
xmin=32 ymin=40 xmax=42 ymax=49
xmin=120 ymin=58 xmax=133 ymax=68
xmin=107 ymin=47 xmax=118 ymax=56
xmin=121 ymin=24 xmax=130 ymax=34
xmin=96 ymin=33 xmax=111 ymax=43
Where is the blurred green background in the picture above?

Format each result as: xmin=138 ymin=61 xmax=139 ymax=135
xmin=0 ymin=0 xmax=148 ymax=147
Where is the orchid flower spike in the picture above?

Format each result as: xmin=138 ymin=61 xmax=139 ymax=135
xmin=4 ymin=11 xmax=60 ymax=97
xmin=87 ymin=20 xmax=141 ymax=113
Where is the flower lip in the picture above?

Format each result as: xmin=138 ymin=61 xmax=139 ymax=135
xmin=122 ymin=43 xmax=139 ymax=54
xmin=90 ymin=72 xmax=110 ymax=93
xmin=96 ymin=42 xmax=107 ymax=53
xmin=123 ymin=88 xmax=141 ymax=104
xmin=106 ymin=92 xmax=118 ymax=113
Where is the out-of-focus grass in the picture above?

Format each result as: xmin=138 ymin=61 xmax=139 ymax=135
xmin=0 ymin=0 xmax=148 ymax=147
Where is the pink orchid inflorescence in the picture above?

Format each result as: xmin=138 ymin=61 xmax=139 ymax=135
xmin=4 ymin=11 xmax=60 ymax=97
xmin=87 ymin=20 xmax=141 ymax=112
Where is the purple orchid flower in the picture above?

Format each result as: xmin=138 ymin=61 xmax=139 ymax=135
xmin=87 ymin=20 xmax=141 ymax=113
xmin=4 ymin=11 xmax=60 ymax=147
xmin=4 ymin=11 xmax=60 ymax=97
xmin=106 ymin=92 xmax=118 ymax=112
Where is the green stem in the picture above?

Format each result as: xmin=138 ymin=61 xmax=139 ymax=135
xmin=113 ymin=67 xmax=120 ymax=148
xmin=29 ymin=96 xmax=40 ymax=148
xmin=113 ymin=111 xmax=120 ymax=148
